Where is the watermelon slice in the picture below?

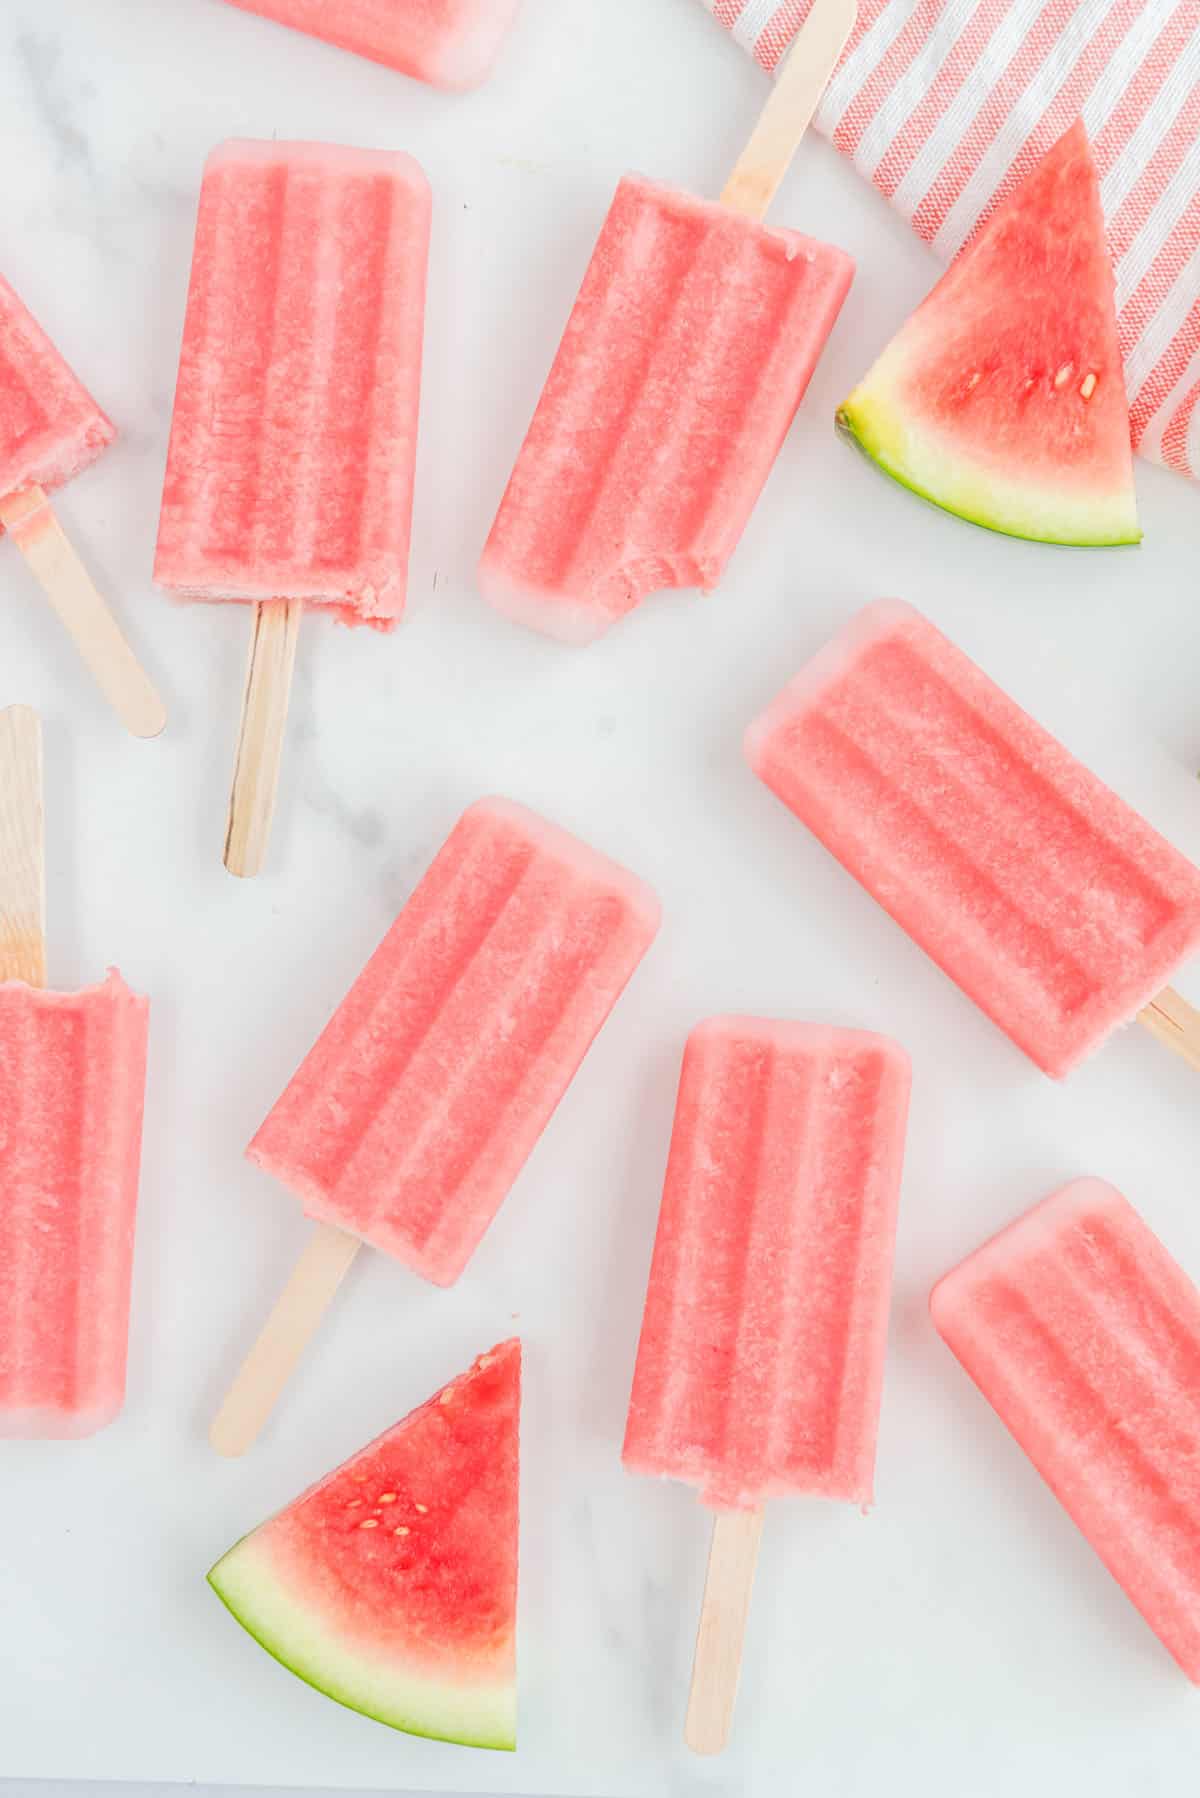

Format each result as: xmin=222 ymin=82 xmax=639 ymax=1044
xmin=837 ymin=121 xmax=1140 ymax=546
xmin=208 ymin=1340 xmax=520 ymax=1751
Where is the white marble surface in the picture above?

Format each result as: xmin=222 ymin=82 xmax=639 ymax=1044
xmin=2 ymin=1 xmax=1200 ymax=1795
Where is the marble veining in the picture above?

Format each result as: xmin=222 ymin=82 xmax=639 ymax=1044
xmin=2 ymin=3 xmax=1200 ymax=1797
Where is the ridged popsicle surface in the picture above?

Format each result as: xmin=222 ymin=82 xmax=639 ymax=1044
xmin=623 ymin=1018 xmax=910 ymax=1509
xmin=221 ymin=0 xmax=521 ymax=88
xmin=249 ymin=798 xmax=660 ymax=1285
xmin=480 ymin=177 xmax=854 ymax=643
xmin=155 ymin=140 xmax=429 ymax=627
xmin=0 ymin=274 xmax=114 ymax=524
xmin=933 ymin=1179 xmax=1200 ymax=1682
xmin=0 ymin=972 xmax=149 ymax=1437
xmin=746 ymin=601 xmax=1200 ymax=1077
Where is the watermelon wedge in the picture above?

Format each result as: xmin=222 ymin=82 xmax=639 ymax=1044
xmin=208 ymin=1340 xmax=520 ymax=1751
xmin=837 ymin=121 xmax=1140 ymax=546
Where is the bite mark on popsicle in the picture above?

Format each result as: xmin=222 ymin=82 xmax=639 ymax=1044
xmin=479 ymin=0 xmax=857 ymax=644
xmin=623 ymin=1013 xmax=909 ymax=1756
xmin=0 ymin=711 xmax=149 ymax=1438
xmin=0 ymin=278 xmax=164 ymax=736
xmin=625 ymin=1017 xmax=910 ymax=1509
xmin=156 ymin=139 xmax=430 ymax=867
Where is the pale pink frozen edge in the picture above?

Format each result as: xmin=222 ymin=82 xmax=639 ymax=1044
xmin=477 ymin=562 xmax=613 ymax=646
xmin=0 ymin=1399 xmax=124 ymax=1440
xmin=743 ymin=599 xmax=919 ymax=772
xmin=0 ymin=966 xmax=145 ymax=1011
xmin=422 ymin=0 xmax=522 ymax=89
xmin=446 ymin=796 xmax=662 ymax=935
xmin=684 ymin=1013 xmax=911 ymax=1067
xmin=204 ymin=139 xmax=429 ymax=182
xmin=930 ymin=1177 xmax=1124 ymax=1329
xmin=154 ymin=580 xmax=400 ymax=631
xmin=0 ymin=411 xmax=115 ymax=517
xmin=223 ymin=0 xmax=521 ymax=89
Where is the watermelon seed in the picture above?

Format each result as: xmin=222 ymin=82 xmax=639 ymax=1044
xmin=378 ymin=1493 xmax=398 ymax=1505
xmin=415 ymin=1503 xmax=428 ymax=1513
xmin=1080 ymin=373 xmax=1097 ymax=400
xmin=966 ymin=372 xmax=981 ymax=391
xmin=360 ymin=1519 xmax=379 ymax=1530
xmin=395 ymin=1526 xmax=411 ymax=1536
xmin=1054 ymin=362 xmax=1074 ymax=388
xmin=346 ymin=1499 xmax=364 ymax=1509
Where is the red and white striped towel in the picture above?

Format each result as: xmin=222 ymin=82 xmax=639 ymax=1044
xmin=701 ymin=0 xmax=1200 ymax=481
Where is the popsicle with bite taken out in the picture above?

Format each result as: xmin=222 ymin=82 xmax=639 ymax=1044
xmin=479 ymin=0 xmax=857 ymax=643
xmin=624 ymin=1017 xmax=910 ymax=1753
xmin=0 ymin=707 xmax=149 ymax=1436
xmin=0 ymin=278 xmax=164 ymax=737
xmin=155 ymin=139 xmax=430 ymax=875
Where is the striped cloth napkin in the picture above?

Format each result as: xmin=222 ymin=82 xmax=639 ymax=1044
xmin=700 ymin=0 xmax=1200 ymax=481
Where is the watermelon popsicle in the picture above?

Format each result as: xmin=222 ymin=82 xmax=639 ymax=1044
xmin=211 ymin=797 xmax=660 ymax=1456
xmin=155 ymin=139 xmax=430 ymax=876
xmin=219 ymin=0 xmax=521 ymax=88
xmin=623 ymin=1018 xmax=910 ymax=1753
xmin=932 ymin=1180 xmax=1200 ymax=1680
xmin=478 ymin=0 xmax=857 ymax=644
xmin=746 ymin=601 xmax=1200 ymax=1079
xmin=0 ymin=277 xmax=164 ymax=737
xmin=0 ymin=707 xmax=149 ymax=1436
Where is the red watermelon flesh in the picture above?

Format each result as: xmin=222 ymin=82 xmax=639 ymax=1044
xmin=208 ymin=1340 xmax=520 ymax=1750
xmin=837 ymin=121 xmax=1140 ymax=546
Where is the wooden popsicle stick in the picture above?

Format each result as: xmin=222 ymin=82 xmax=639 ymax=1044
xmin=1138 ymin=987 xmax=1200 ymax=1073
xmin=685 ymin=1506 xmax=766 ymax=1757
xmin=721 ymin=0 xmax=857 ymax=222
xmin=0 ymin=706 xmax=46 ymax=986
xmin=0 ymin=486 xmax=166 ymax=740
xmin=224 ymin=598 xmax=302 ymax=879
xmin=210 ymin=1221 xmax=361 ymax=1457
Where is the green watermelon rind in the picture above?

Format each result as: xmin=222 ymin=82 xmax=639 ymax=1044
xmin=837 ymin=364 xmax=1142 ymax=549
xmin=208 ymin=1535 xmax=517 ymax=1753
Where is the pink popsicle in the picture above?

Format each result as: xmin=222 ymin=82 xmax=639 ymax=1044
xmin=746 ymin=601 xmax=1200 ymax=1078
xmin=219 ymin=0 xmax=521 ymax=88
xmin=480 ymin=177 xmax=853 ymax=644
xmin=0 ymin=973 xmax=149 ymax=1438
xmin=250 ymin=797 xmax=661 ymax=1286
xmin=624 ymin=1017 xmax=910 ymax=1508
xmin=212 ymin=795 xmax=660 ymax=1456
xmin=932 ymin=1179 xmax=1200 ymax=1681
xmin=155 ymin=140 xmax=430 ymax=630
xmin=0 ymin=273 xmax=115 ymax=521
